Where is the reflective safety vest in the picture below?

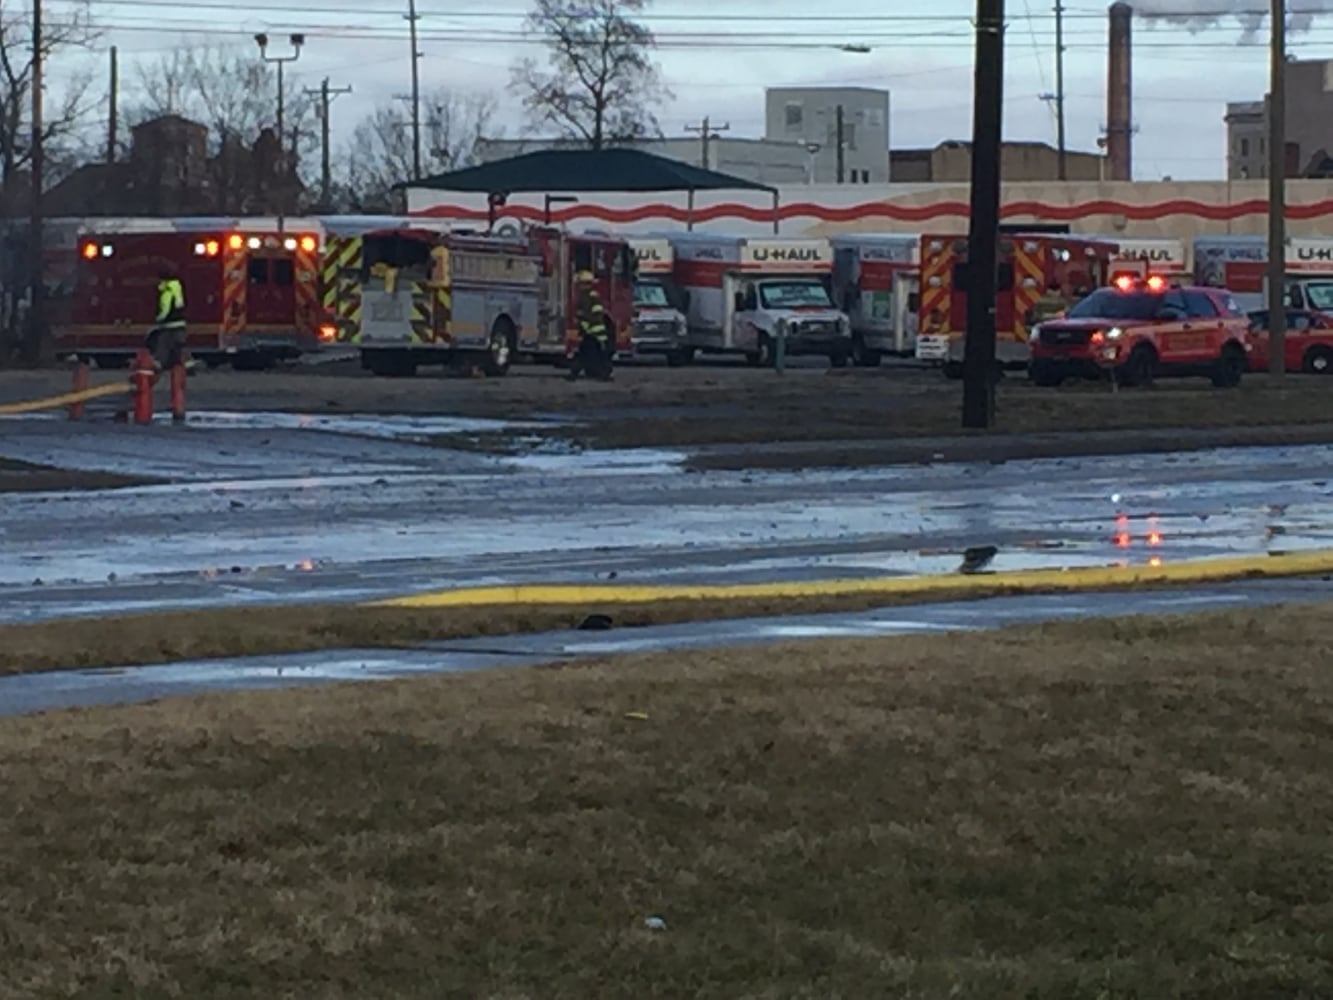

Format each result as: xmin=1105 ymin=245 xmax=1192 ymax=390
xmin=579 ymin=289 xmax=608 ymax=342
xmin=156 ymin=278 xmax=186 ymax=329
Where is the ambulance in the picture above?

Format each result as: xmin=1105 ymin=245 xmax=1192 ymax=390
xmin=669 ymin=234 xmax=852 ymax=366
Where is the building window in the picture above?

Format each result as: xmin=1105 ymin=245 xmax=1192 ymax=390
xmin=830 ymin=122 xmax=857 ymax=151
xmin=785 ymin=103 xmax=803 ymax=131
xmin=1241 ymin=137 xmax=1250 ymax=156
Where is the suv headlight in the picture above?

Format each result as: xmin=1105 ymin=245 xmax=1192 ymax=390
xmin=1107 ymin=327 xmax=1123 ymax=339
xmin=1029 ymin=324 xmax=1042 ymax=343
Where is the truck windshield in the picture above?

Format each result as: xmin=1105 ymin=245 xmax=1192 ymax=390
xmin=1066 ymin=288 xmax=1162 ymax=320
xmin=759 ymin=281 xmax=832 ymax=309
xmin=634 ymin=280 xmax=671 ymax=308
xmin=1302 ymin=282 xmax=1333 ymax=311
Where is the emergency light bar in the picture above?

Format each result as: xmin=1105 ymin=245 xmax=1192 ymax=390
xmin=80 ymin=242 xmax=113 ymax=259
xmin=1112 ymin=274 xmax=1168 ymax=292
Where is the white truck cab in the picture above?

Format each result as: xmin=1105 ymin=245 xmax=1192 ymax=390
xmin=831 ymin=234 xmax=921 ymax=367
xmin=628 ymin=238 xmax=690 ymax=365
xmin=669 ymin=234 xmax=852 ymax=367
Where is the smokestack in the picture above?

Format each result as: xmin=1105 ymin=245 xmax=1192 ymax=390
xmin=1107 ymin=2 xmax=1133 ymax=181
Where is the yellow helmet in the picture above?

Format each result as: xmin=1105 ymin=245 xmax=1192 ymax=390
xmin=575 ymin=270 xmax=594 ymax=284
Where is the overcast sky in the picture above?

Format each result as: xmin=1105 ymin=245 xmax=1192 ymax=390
xmin=55 ymin=0 xmax=1333 ymax=181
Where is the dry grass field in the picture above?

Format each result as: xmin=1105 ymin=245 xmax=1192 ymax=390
xmin=2 ymin=605 xmax=1331 ymax=997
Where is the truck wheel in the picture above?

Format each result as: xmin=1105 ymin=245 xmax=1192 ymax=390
xmin=852 ymin=339 xmax=882 ymax=368
xmin=829 ymin=349 xmax=850 ymax=368
xmin=1302 ymin=346 xmax=1333 ymax=374
xmin=482 ymin=320 xmax=516 ymax=377
xmin=1117 ymin=345 xmax=1156 ymax=388
xmin=1211 ymin=346 xmax=1246 ymax=388
xmin=746 ymin=336 xmax=772 ymax=368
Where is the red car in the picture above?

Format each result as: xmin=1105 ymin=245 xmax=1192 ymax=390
xmin=1029 ymin=276 xmax=1252 ymax=388
xmin=1247 ymin=309 xmax=1333 ymax=373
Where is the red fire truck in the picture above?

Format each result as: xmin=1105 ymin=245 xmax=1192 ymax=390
xmin=915 ymin=232 xmax=1118 ymax=375
xmin=56 ymin=220 xmax=332 ymax=370
xmin=328 ymin=221 xmax=635 ymax=376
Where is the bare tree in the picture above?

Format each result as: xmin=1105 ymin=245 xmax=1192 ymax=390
xmin=510 ymin=0 xmax=667 ymax=149
xmin=340 ymin=89 xmax=498 ymax=212
xmin=0 ymin=0 xmax=98 ymax=204
xmin=127 ymin=44 xmax=316 ymax=213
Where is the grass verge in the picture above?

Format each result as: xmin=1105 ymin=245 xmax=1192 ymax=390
xmin=3 ymin=604 xmax=1332 ymax=997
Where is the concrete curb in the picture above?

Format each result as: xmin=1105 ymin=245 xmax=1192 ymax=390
xmin=373 ymin=549 xmax=1333 ymax=609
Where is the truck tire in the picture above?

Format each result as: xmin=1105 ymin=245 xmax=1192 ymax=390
xmin=1117 ymin=345 xmax=1156 ymax=388
xmin=851 ymin=337 xmax=882 ymax=367
xmin=482 ymin=319 xmax=516 ymax=377
xmin=1302 ymin=345 xmax=1333 ymax=374
xmin=746 ymin=335 xmax=772 ymax=368
xmin=1211 ymin=345 xmax=1246 ymax=388
xmin=829 ymin=348 xmax=850 ymax=368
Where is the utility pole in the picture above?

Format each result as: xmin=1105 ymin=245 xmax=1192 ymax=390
xmin=1267 ymin=0 xmax=1287 ymax=376
xmin=1054 ymin=0 xmax=1067 ymax=180
xmin=26 ymin=0 xmax=45 ymax=362
xmin=306 ymin=78 xmax=352 ymax=210
xmin=255 ymin=32 xmax=304 ymax=231
xmin=962 ymin=0 xmax=1005 ymax=429
xmin=407 ymin=0 xmax=422 ymax=179
xmin=685 ymin=116 xmax=729 ymax=169
xmin=836 ymin=105 xmax=846 ymax=183
xmin=107 ymin=46 xmax=119 ymax=163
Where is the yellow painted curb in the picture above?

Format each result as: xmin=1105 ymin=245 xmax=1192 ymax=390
xmin=372 ymin=549 xmax=1333 ymax=609
xmin=0 ymin=383 xmax=126 ymax=416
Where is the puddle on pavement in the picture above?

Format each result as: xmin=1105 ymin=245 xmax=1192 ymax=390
xmin=164 ymin=411 xmax=551 ymax=439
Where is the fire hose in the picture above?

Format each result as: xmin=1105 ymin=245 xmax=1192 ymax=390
xmin=0 ymin=349 xmax=186 ymax=423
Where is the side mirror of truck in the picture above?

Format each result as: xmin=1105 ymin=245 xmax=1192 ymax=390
xmin=734 ymin=291 xmax=746 ymax=311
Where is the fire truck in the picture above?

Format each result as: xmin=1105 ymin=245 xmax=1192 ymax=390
xmin=831 ymin=234 xmax=920 ymax=366
xmin=1108 ymin=237 xmax=1189 ymax=283
xmin=57 ymin=218 xmax=331 ymax=370
xmin=669 ymin=234 xmax=852 ymax=366
xmin=1194 ymin=235 xmax=1333 ymax=313
xmin=327 ymin=221 xmax=635 ymax=376
xmin=628 ymin=238 xmax=689 ymax=365
xmin=915 ymin=232 xmax=1118 ymax=373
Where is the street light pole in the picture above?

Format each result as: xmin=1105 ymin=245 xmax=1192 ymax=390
xmin=255 ymin=32 xmax=304 ymax=232
xmin=1267 ymin=0 xmax=1287 ymax=376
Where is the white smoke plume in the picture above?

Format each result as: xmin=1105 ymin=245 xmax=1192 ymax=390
xmin=1134 ymin=1 xmax=1333 ymax=40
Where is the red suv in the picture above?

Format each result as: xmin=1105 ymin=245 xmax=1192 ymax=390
xmin=1247 ymin=309 xmax=1333 ymax=374
xmin=1029 ymin=277 xmax=1252 ymax=388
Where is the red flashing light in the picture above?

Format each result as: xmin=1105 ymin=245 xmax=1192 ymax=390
xmin=1114 ymin=275 xmax=1134 ymax=291
xmin=1147 ymin=531 xmax=1163 ymax=547
xmin=227 ymin=234 xmax=244 ymax=251
xmin=1145 ymin=275 xmax=1167 ymax=292
xmin=300 ymin=235 xmax=317 ymax=253
xmin=205 ymin=240 xmax=220 ymax=257
xmin=318 ymin=323 xmax=337 ymax=342
xmin=1091 ymin=331 xmax=1106 ymax=346
xmin=81 ymin=242 xmax=98 ymax=260
xmin=1115 ymin=532 xmax=1132 ymax=548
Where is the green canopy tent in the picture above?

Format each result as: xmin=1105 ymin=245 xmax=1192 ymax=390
xmin=403 ymin=148 xmax=781 ymax=233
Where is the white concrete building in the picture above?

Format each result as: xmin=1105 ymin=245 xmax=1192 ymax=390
xmin=763 ymin=86 xmax=891 ymax=184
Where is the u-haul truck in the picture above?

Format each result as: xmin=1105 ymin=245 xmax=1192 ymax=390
xmin=831 ymin=234 xmax=920 ymax=366
xmin=628 ymin=238 xmax=689 ymax=365
xmin=1108 ymin=237 xmax=1189 ymax=282
xmin=1194 ymin=235 xmax=1333 ymax=313
xmin=669 ymin=234 xmax=852 ymax=366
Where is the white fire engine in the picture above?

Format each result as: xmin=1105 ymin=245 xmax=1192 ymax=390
xmin=831 ymin=234 xmax=920 ymax=366
xmin=628 ymin=238 xmax=689 ymax=365
xmin=669 ymin=234 xmax=852 ymax=366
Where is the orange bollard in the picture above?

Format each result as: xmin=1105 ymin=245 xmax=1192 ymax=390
xmin=169 ymin=362 xmax=187 ymax=424
xmin=131 ymin=348 xmax=156 ymax=426
xmin=68 ymin=360 xmax=90 ymax=420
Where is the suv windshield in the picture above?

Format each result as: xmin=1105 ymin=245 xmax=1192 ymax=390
xmin=759 ymin=281 xmax=832 ymax=310
xmin=1303 ymin=282 xmax=1333 ymax=311
xmin=634 ymin=280 xmax=671 ymax=308
xmin=1066 ymin=288 xmax=1164 ymax=320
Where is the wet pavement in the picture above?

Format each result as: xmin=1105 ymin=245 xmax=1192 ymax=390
xmin=3 ymin=578 xmax=1328 ymax=717
xmin=1 ymin=416 xmax=1332 ymax=622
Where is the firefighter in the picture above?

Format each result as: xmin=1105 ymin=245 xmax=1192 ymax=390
xmin=1026 ymin=280 xmax=1068 ymax=328
xmin=566 ymin=270 xmax=612 ymax=382
xmin=146 ymin=267 xmax=187 ymax=373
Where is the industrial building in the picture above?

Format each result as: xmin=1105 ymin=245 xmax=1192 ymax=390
xmin=1226 ymin=59 xmax=1333 ymax=179
xmin=762 ymin=86 xmax=891 ymax=184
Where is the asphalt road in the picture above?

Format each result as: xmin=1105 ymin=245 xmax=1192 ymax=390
xmin=4 ymin=578 xmax=1328 ymax=717
xmin=1 ymin=413 xmax=1332 ymax=623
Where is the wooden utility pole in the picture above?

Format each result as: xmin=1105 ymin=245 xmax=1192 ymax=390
xmin=962 ymin=0 xmax=1005 ymax=429
xmin=27 ymin=0 xmax=45 ymax=362
xmin=306 ymin=78 xmax=352 ymax=210
xmin=407 ymin=0 xmax=422 ymax=178
xmin=836 ymin=105 xmax=846 ymax=183
xmin=107 ymin=47 xmax=119 ymax=163
xmin=1054 ymin=0 xmax=1067 ymax=180
xmin=1267 ymin=0 xmax=1287 ymax=376
xmin=685 ymin=116 xmax=729 ymax=170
